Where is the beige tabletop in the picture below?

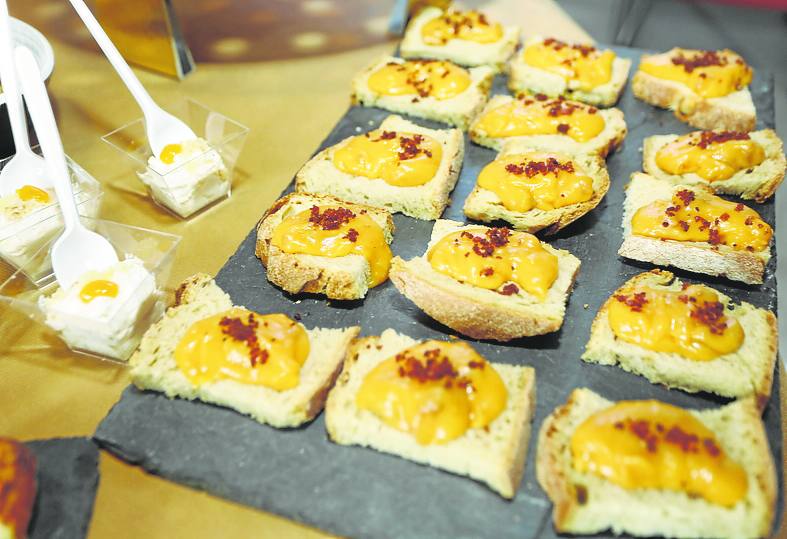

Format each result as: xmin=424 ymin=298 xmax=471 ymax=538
xmin=0 ymin=1 xmax=783 ymax=538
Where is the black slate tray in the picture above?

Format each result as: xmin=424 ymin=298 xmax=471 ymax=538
xmin=26 ymin=437 xmax=100 ymax=539
xmin=95 ymin=46 xmax=782 ymax=539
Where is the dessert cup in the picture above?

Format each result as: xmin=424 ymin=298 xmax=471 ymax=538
xmin=102 ymin=98 xmax=249 ymax=219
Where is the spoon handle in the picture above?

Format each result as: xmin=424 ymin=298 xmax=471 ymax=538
xmin=67 ymin=0 xmax=159 ymax=117
xmin=14 ymin=47 xmax=79 ymax=231
xmin=0 ymin=0 xmax=31 ymax=153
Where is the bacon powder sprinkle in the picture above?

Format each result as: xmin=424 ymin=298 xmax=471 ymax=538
xmin=694 ymin=130 xmax=750 ymax=149
xmin=675 ymin=189 xmax=695 ymax=206
xmin=557 ymin=123 xmax=570 ymax=134
xmin=671 ymin=50 xmax=727 ymax=73
xmin=614 ymin=292 xmax=649 ymax=312
xmin=505 ymin=157 xmax=575 ymax=177
xmin=219 ymin=313 xmax=269 ymax=367
xmin=617 ymin=418 xmax=721 ymax=457
xmin=394 ymin=348 xmax=459 ymax=383
xmin=345 ymin=228 xmax=359 ymax=242
xmin=499 ymin=283 xmax=520 ymax=295
xmin=398 ymin=134 xmax=426 ymax=161
xmin=309 ymin=206 xmax=355 ymax=230
xmin=690 ymin=300 xmax=728 ymax=334
xmin=461 ymin=228 xmax=511 ymax=258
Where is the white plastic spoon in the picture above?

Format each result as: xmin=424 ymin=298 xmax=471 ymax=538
xmin=15 ymin=46 xmax=118 ymax=289
xmin=0 ymin=0 xmax=48 ymax=197
xmin=66 ymin=0 xmax=196 ymax=156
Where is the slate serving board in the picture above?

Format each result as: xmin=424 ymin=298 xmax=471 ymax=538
xmin=95 ymin=46 xmax=782 ymax=538
xmin=26 ymin=437 xmax=100 ymax=539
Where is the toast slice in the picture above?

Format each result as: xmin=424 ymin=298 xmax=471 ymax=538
xmin=400 ymin=7 xmax=520 ymax=72
xmin=351 ymin=56 xmax=494 ymax=130
xmin=618 ymin=173 xmax=771 ymax=285
xmin=295 ymin=115 xmax=464 ymax=220
xmin=390 ymin=219 xmax=581 ymax=341
xmin=469 ymin=93 xmax=627 ymax=155
xmin=582 ymin=270 xmax=777 ymax=402
xmin=130 ymin=273 xmax=360 ymax=428
xmin=463 ymin=142 xmax=611 ymax=234
xmin=508 ymin=36 xmax=631 ymax=108
xmin=642 ymin=129 xmax=786 ymax=203
xmin=255 ymin=193 xmax=394 ymax=300
xmin=632 ymin=49 xmax=756 ymax=131
xmin=537 ymin=388 xmax=776 ymax=538
xmin=0 ymin=438 xmax=36 ymax=539
xmin=325 ymin=329 xmax=536 ymax=499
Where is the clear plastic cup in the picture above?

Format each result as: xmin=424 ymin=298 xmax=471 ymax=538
xmin=102 ymin=98 xmax=249 ymax=219
xmin=0 ymin=218 xmax=181 ymax=363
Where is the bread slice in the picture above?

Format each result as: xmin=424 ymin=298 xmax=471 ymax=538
xmin=400 ymin=7 xmax=520 ymax=72
xmin=325 ymin=329 xmax=536 ymax=499
xmin=632 ymin=52 xmax=756 ymax=131
xmin=582 ymin=270 xmax=777 ymax=403
xmin=508 ymin=36 xmax=631 ymax=108
xmin=463 ymin=142 xmax=611 ymax=234
xmin=642 ymin=129 xmax=786 ymax=203
xmin=255 ymin=193 xmax=395 ymax=300
xmin=130 ymin=273 xmax=360 ymax=428
xmin=468 ymin=93 xmax=627 ymax=155
xmin=390 ymin=219 xmax=581 ymax=341
xmin=0 ymin=438 xmax=36 ymax=539
xmin=536 ymin=388 xmax=776 ymax=538
xmin=351 ymin=56 xmax=494 ymax=130
xmin=618 ymin=173 xmax=771 ymax=285
xmin=294 ymin=115 xmax=463 ymax=220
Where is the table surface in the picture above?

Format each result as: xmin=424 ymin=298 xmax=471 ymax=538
xmin=0 ymin=1 xmax=782 ymax=538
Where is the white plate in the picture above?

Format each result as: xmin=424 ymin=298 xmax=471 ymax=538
xmin=0 ymin=18 xmax=55 ymax=106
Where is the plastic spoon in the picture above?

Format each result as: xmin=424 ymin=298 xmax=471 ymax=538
xmin=0 ymin=0 xmax=48 ymax=197
xmin=15 ymin=46 xmax=118 ymax=289
xmin=66 ymin=0 xmax=196 ymax=156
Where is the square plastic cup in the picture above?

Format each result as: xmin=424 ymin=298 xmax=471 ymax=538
xmin=0 ymin=151 xmax=103 ymax=282
xmin=101 ymin=98 xmax=249 ymax=219
xmin=0 ymin=218 xmax=181 ymax=363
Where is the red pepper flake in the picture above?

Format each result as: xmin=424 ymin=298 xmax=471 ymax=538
xmin=719 ymin=213 xmax=730 ymax=221
xmin=703 ymin=438 xmax=721 ymax=457
xmin=690 ymin=300 xmax=727 ymax=334
xmin=394 ymin=348 xmax=459 ymax=383
xmin=629 ymin=420 xmax=658 ymax=453
xmin=694 ymin=130 xmax=749 ymax=149
xmin=480 ymin=267 xmax=494 ymax=276
xmin=614 ymin=292 xmax=649 ymax=312
xmin=218 ymin=313 xmax=268 ymax=367
xmin=557 ymin=123 xmax=570 ymax=134
xmin=671 ymin=50 xmax=727 ymax=73
xmin=309 ymin=206 xmax=355 ymax=230
xmin=734 ymin=203 xmax=744 ymax=212
xmin=499 ymin=283 xmax=519 ymax=295
xmin=398 ymin=134 xmax=426 ymax=161
xmin=344 ymin=228 xmax=359 ymax=242
xmin=675 ymin=189 xmax=695 ymax=206
xmin=707 ymin=228 xmax=722 ymax=245
xmin=664 ymin=425 xmax=700 ymax=453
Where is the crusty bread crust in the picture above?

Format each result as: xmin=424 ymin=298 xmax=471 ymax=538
xmin=325 ymin=329 xmax=536 ymax=498
xmin=351 ymin=56 xmax=494 ymax=130
xmin=536 ymin=388 xmax=777 ymax=538
xmin=468 ymin=94 xmax=628 ymax=156
xmin=632 ymin=70 xmax=756 ymax=132
xmin=507 ymin=36 xmax=631 ymax=108
xmin=130 ymin=274 xmax=360 ymax=428
xmin=582 ymin=269 xmax=778 ymax=404
xmin=295 ymin=115 xmax=464 ymax=220
xmin=642 ymin=129 xmax=786 ymax=203
xmin=255 ymin=193 xmax=395 ymax=300
xmin=0 ymin=438 xmax=36 ymax=539
xmin=619 ymin=173 xmax=770 ymax=285
xmin=463 ymin=145 xmax=610 ymax=234
xmin=400 ymin=6 xmax=520 ymax=72
xmin=390 ymin=219 xmax=581 ymax=341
